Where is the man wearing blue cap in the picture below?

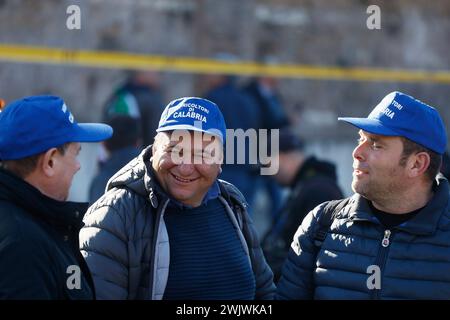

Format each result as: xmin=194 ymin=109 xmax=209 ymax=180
xmin=277 ymin=91 xmax=450 ymax=299
xmin=0 ymin=95 xmax=113 ymax=299
xmin=80 ymin=97 xmax=275 ymax=300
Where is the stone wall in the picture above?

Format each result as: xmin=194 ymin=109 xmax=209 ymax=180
xmin=1 ymin=0 xmax=449 ymax=134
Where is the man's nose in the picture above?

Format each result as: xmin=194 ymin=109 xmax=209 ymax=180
xmin=177 ymin=163 xmax=195 ymax=176
xmin=352 ymin=142 xmax=366 ymax=161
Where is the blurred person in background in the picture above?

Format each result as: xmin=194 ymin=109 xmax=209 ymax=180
xmin=0 ymin=95 xmax=112 ymax=299
xmin=203 ymin=56 xmax=262 ymax=213
xmin=104 ymin=70 xmax=164 ymax=147
xmin=243 ymin=67 xmax=291 ymax=223
xmin=89 ymin=115 xmax=141 ymax=203
xmin=262 ymin=129 xmax=343 ymax=281
xmin=243 ymin=60 xmax=290 ymax=133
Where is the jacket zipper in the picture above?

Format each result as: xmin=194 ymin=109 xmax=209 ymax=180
xmin=148 ymin=198 xmax=167 ymax=300
xmin=371 ymin=229 xmax=392 ymax=299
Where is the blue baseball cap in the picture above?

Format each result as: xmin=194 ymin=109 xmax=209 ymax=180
xmin=156 ymin=97 xmax=227 ymax=144
xmin=0 ymin=95 xmax=113 ymax=160
xmin=338 ymin=91 xmax=447 ymax=154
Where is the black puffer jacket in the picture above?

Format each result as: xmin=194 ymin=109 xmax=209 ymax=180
xmin=0 ymin=169 xmax=95 ymax=299
xmin=80 ymin=146 xmax=276 ymax=300
xmin=263 ymin=156 xmax=343 ymax=280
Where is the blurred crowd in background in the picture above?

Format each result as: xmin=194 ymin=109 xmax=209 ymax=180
xmin=2 ymin=0 xmax=450 ymax=248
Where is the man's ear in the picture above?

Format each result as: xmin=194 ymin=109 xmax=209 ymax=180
xmin=408 ymin=152 xmax=431 ymax=178
xmin=40 ymin=148 xmax=59 ymax=177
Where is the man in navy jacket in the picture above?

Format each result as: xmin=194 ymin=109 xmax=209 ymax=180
xmin=277 ymin=91 xmax=450 ymax=299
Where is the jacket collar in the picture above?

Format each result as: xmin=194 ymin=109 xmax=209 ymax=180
xmin=0 ymin=168 xmax=88 ymax=230
xmin=347 ymin=175 xmax=450 ymax=235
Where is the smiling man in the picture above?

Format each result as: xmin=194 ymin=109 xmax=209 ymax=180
xmin=0 ymin=95 xmax=113 ymax=299
xmin=276 ymin=91 xmax=450 ymax=299
xmin=80 ymin=97 xmax=275 ymax=300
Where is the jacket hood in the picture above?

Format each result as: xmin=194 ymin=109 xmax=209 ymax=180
xmin=106 ymin=145 xmax=179 ymax=210
xmin=293 ymin=156 xmax=338 ymax=186
xmin=106 ymin=145 xmax=156 ymax=197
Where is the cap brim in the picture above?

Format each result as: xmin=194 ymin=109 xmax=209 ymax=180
xmin=156 ymin=125 xmax=224 ymax=142
xmin=72 ymin=123 xmax=113 ymax=142
xmin=338 ymin=117 xmax=400 ymax=136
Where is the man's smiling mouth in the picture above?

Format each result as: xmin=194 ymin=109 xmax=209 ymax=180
xmin=170 ymin=173 xmax=199 ymax=183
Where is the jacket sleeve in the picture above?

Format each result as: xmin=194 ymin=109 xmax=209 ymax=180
xmin=276 ymin=203 xmax=326 ymax=300
xmin=80 ymin=190 xmax=131 ymax=300
xmin=242 ymin=211 xmax=276 ymax=300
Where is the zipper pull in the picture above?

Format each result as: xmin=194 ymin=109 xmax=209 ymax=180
xmin=381 ymin=229 xmax=391 ymax=247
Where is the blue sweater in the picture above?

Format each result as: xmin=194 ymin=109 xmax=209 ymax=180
xmin=163 ymin=198 xmax=256 ymax=300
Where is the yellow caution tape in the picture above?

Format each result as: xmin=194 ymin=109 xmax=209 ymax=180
xmin=1 ymin=43 xmax=450 ymax=83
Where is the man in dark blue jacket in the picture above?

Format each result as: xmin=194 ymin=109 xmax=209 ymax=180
xmin=0 ymin=95 xmax=112 ymax=299
xmin=277 ymin=91 xmax=450 ymax=299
